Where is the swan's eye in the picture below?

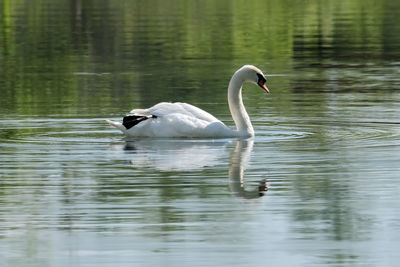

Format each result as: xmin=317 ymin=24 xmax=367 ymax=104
xmin=256 ymin=73 xmax=266 ymax=85
xmin=256 ymin=73 xmax=269 ymax=93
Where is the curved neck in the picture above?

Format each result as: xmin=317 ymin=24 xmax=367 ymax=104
xmin=228 ymin=73 xmax=254 ymax=137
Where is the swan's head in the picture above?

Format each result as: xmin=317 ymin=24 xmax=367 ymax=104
xmin=238 ymin=65 xmax=269 ymax=93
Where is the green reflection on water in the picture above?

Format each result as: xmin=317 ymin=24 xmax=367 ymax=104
xmin=1 ymin=0 xmax=399 ymax=117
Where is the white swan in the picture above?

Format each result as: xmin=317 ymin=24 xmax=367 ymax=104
xmin=107 ymin=65 xmax=269 ymax=138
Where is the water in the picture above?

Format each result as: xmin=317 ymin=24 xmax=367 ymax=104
xmin=1 ymin=0 xmax=400 ymax=266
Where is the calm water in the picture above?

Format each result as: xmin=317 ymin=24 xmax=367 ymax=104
xmin=1 ymin=0 xmax=400 ymax=266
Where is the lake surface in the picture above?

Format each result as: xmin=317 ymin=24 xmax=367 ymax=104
xmin=1 ymin=0 xmax=400 ymax=266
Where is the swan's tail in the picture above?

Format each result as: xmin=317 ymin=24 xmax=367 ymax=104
xmin=106 ymin=120 xmax=126 ymax=133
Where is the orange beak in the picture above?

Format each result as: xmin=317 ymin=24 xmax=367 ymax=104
xmin=258 ymin=80 xmax=269 ymax=93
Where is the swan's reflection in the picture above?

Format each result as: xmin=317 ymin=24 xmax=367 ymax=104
xmin=124 ymin=139 xmax=228 ymax=171
xmin=121 ymin=139 xmax=267 ymax=198
xmin=229 ymin=140 xmax=268 ymax=199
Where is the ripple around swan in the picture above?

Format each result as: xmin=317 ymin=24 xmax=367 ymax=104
xmin=314 ymin=120 xmax=400 ymax=149
xmin=2 ymin=117 xmax=399 ymax=149
xmin=255 ymin=128 xmax=312 ymax=142
xmin=32 ymin=130 xmax=115 ymax=144
xmin=258 ymin=118 xmax=400 ymax=149
xmin=0 ymin=118 xmax=113 ymax=145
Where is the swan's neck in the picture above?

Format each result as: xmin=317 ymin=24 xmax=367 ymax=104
xmin=228 ymin=74 xmax=254 ymax=137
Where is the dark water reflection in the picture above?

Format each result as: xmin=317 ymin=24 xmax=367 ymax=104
xmin=1 ymin=0 xmax=400 ymax=266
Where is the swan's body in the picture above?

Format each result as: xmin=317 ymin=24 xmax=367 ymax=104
xmin=107 ymin=65 xmax=269 ymax=138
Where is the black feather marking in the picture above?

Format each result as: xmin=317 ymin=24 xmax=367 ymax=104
xmin=123 ymin=115 xmax=156 ymax=129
